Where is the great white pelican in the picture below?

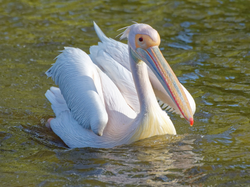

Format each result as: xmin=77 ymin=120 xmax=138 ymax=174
xmin=45 ymin=22 xmax=196 ymax=148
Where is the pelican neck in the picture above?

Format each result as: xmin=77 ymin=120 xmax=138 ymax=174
xmin=129 ymin=48 xmax=159 ymax=113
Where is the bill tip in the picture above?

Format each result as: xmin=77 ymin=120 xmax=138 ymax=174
xmin=190 ymin=117 xmax=194 ymax=126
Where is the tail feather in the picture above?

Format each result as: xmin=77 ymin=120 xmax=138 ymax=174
xmin=49 ymin=110 xmax=87 ymax=148
xmin=45 ymin=87 xmax=69 ymax=116
xmin=50 ymin=110 xmax=115 ymax=148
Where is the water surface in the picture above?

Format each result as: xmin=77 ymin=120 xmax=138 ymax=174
xmin=1 ymin=0 xmax=250 ymax=186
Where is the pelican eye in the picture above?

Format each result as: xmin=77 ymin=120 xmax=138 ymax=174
xmin=139 ymin=37 xmax=143 ymax=42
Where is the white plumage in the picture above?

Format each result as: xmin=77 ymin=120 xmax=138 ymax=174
xmin=90 ymin=22 xmax=195 ymax=115
xmin=45 ymin=22 xmax=195 ymax=148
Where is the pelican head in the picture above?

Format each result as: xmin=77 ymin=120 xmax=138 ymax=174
xmin=121 ymin=23 xmax=194 ymax=125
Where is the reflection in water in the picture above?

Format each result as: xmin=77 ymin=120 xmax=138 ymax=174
xmin=48 ymin=135 xmax=204 ymax=186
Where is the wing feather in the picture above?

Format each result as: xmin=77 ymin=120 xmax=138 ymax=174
xmin=90 ymin=46 xmax=139 ymax=113
xmin=46 ymin=47 xmax=108 ymax=135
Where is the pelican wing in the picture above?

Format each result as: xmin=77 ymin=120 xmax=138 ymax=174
xmin=90 ymin=22 xmax=196 ymax=117
xmin=91 ymin=22 xmax=131 ymax=71
xmin=46 ymin=47 xmax=138 ymax=137
xmin=90 ymin=45 xmax=140 ymax=113
xmin=46 ymin=47 xmax=109 ymax=135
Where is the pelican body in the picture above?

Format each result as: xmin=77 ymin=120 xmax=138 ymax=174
xmin=45 ymin=22 xmax=195 ymax=148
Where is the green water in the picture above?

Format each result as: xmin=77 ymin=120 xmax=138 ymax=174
xmin=1 ymin=0 xmax=250 ymax=186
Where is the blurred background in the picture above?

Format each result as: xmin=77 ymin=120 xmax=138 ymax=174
xmin=0 ymin=0 xmax=250 ymax=186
